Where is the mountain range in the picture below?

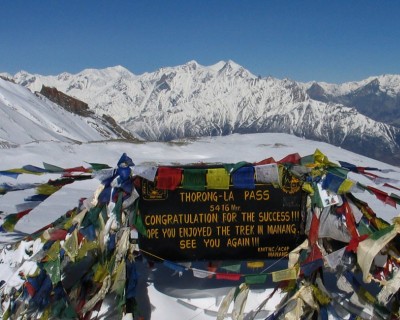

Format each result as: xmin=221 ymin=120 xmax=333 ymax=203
xmin=1 ymin=60 xmax=400 ymax=165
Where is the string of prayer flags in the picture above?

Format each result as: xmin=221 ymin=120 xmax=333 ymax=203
xmin=206 ymin=168 xmax=230 ymax=189
xmin=156 ymin=167 xmax=182 ymax=190
xmin=182 ymin=168 xmax=206 ymax=191
xmin=1 ymin=150 xmax=400 ymax=319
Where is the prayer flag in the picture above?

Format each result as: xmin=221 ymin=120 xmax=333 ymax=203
xmin=182 ymin=168 xmax=206 ymax=190
xmin=232 ymin=283 xmax=249 ymax=320
xmin=322 ymin=173 xmax=345 ymax=194
xmin=338 ymin=179 xmax=355 ymax=194
xmin=278 ymin=153 xmax=301 ymax=164
xmin=22 ymin=165 xmax=47 ymax=174
xmin=246 ymin=261 xmax=264 ymax=269
xmin=271 ymin=268 xmax=297 ymax=282
xmin=232 ymin=166 xmax=255 ymax=189
xmin=86 ymin=162 xmax=111 ymax=171
xmin=357 ymin=223 xmax=400 ymax=282
xmin=43 ymin=162 xmax=64 ymax=173
xmin=220 ymin=262 xmax=241 ymax=273
xmin=215 ymin=273 xmax=241 ymax=281
xmin=254 ymin=157 xmax=275 ymax=165
xmin=192 ymin=268 xmax=215 ymax=278
xmin=206 ymin=168 xmax=230 ymax=190
xmin=217 ymin=287 xmax=236 ymax=320
xmin=134 ymin=165 xmax=158 ymax=182
xmin=163 ymin=260 xmax=187 ymax=273
xmin=254 ymin=163 xmax=279 ymax=184
xmin=0 ymin=171 xmax=20 ymax=178
xmin=156 ymin=167 xmax=182 ymax=190
xmin=244 ymin=274 xmax=267 ymax=284
xmin=223 ymin=161 xmax=249 ymax=174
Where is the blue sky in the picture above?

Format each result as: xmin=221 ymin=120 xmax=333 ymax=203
xmin=1 ymin=0 xmax=399 ymax=83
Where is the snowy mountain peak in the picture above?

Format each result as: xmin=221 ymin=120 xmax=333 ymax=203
xmin=8 ymin=62 xmax=400 ymax=165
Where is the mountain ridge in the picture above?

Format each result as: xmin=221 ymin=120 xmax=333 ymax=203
xmin=5 ymin=61 xmax=400 ymax=165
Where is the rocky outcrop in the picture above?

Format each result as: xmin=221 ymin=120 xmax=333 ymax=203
xmin=40 ymin=85 xmax=93 ymax=117
xmin=39 ymin=85 xmax=138 ymax=141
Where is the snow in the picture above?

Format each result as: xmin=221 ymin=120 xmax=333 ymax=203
xmin=1 ymin=69 xmax=400 ymax=320
xmin=304 ymin=74 xmax=400 ymax=97
xmin=1 ymin=133 xmax=399 ymax=319
xmin=10 ymin=61 xmax=398 ymax=156
xmin=0 ymin=78 xmax=117 ymax=144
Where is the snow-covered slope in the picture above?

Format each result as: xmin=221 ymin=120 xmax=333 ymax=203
xmin=10 ymin=61 xmax=400 ymax=165
xmin=0 ymin=78 xmax=120 ymax=146
xmin=304 ymin=75 xmax=400 ymax=128
xmin=303 ymin=74 xmax=400 ymax=97
xmin=0 ymin=133 xmax=399 ymax=320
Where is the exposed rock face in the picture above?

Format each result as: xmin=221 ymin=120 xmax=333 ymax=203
xmin=40 ymin=85 xmax=93 ymax=117
xmin=39 ymin=85 xmax=138 ymax=141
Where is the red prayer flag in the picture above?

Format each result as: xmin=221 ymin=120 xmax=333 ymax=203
xmin=278 ymin=153 xmax=301 ymax=164
xmin=215 ymin=273 xmax=242 ymax=281
xmin=254 ymin=157 xmax=276 ymax=165
xmin=63 ymin=166 xmax=91 ymax=173
xmin=156 ymin=167 xmax=183 ymax=190
xmin=308 ymin=212 xmax=320 ymax=246
xmin=368 ymin=186 xmax=397 ymax=208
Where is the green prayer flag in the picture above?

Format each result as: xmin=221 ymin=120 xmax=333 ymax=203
xmin=82 ymin=205 xmax=104 ymax=228
xmin=43 ymin=257 xmax=61 ymax=284
xmin=300 ymin=154 xmax=315 ymax=166
xmin=43 ymin=162 xmax=64 ymax=173
xmin=220 ymin=262 xmax=241 ymax=273
xmin=112 ymin=191 xmax=123 ymax=224
xmin=87 ymin=162 xmax=111 ymax=171
xmin=182 ymin=168 xmax=206 ymax=190
xmin=244 ymin=274 xmax=267 ymax=284
xmin=223 ymin=161 xmax=249 ymax=174
xmin=326 ymin=166 xmax=349 ymax=179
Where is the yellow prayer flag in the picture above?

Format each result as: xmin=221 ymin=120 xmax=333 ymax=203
xmin=338 ymin=179 xmax=354 ymax=194
xmin=36 ymin=184 xmax=61 ymax=195
xmin=206 ymin=168 xmax=230 ymax=189
xmin=302 ymin=182 xmax=314 ymax=195
xmin=62 ymin=228 xmax=78 ymax=262
xmin=272 ymin=268 xmax=298 ymax=282
xmin=246 ymin=261 xmax=264 ymax=269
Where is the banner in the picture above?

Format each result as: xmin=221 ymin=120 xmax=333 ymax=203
xmin=138 ymin=167 xmax=306 ymax=261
